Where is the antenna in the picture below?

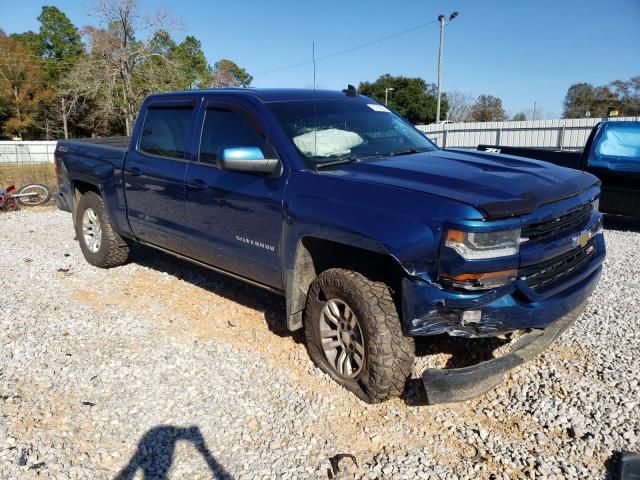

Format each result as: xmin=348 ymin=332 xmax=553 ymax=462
xmin=312 ymin=41 xmax=317 ymax=92
xmin=312 ymin=41 xmax=317 ymax=163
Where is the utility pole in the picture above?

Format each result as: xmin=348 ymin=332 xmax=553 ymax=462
xmin=532 ymin=101 xmax=537 ymax=121
xmin=384 ymin=87 xmax=394 ymax=105
xmin=435 ymin=11 xmax=458 ymax=123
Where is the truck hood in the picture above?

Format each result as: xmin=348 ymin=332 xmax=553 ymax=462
xmin=335 ymin=149 xmax=599 ymax=218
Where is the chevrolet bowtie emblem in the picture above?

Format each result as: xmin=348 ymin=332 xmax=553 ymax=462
xmin=573 ymin=230 xmax=592 ymax=248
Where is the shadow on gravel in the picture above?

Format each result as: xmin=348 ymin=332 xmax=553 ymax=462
xmin=114 ymin=425 xmax=231 ymax=480
xmin=603 ymin=214 xmax=640 ymax=233
xmin=129 ymin=244 xmax=302 ymax=343
xmin=414 ymin=335 xmax=510 ymax=369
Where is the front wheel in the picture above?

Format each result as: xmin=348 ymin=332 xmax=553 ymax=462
xmin=75 ymin=191 xmax=129 ymax=268
xmin=303 ymin=268 xmax=415 ymax=403
xmin=16 ymin=184 xmax=51 ymax=206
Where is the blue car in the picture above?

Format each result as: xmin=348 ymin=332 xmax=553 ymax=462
xmin=55 ymin=88 xmax=605 ymax=404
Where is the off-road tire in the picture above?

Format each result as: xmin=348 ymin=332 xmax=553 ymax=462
xmin=304 ymin=268 xmax=415 ymax=403
xmin=75 ymin=191 xmax=129 ymax=268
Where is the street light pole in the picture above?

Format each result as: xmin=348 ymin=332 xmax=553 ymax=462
xmin=435 ymin=11 xmax=458 ymax=123
xmin=384 ymin=87 xmax=394 ymax=105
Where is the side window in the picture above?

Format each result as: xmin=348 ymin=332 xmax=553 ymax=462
xmin=199 ymin=108 xmax=270 ymax=164
xmin=139 ymin=106 xmax=193 ymax=159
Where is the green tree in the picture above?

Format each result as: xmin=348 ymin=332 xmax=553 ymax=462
xmin=211 ymin=59 xmax=253 ymax=88
xmin=174 ymin=36 xmax=210 ymax=89
xmin=38 ymin=6 xmax=84 ymax=139
xmin=562 ymin=83 xmax=595 ymax=118
xmin=0 ymin=34 xmax=45 ymax=139
xmin=358 ymin=74 xmax=445 ymax=124
xmin=7 ymin=7 xmax=84 ymax=139
xmin=147 ymin=32 xmax=211 ymax=90
xmin=609 ymin=76 xmax=640 ymax=116
xmin=10 ymin=31 xmax=41 ymax=53
xmin=562 ymin=82 xmax=626 ymax=118
xmin=37 ymin=6 xmax=84 ymax=81
xmin=512 ymin=112 xmax=527 ymax=121
xmin=468 ymin=95 xmax=507 ymax=122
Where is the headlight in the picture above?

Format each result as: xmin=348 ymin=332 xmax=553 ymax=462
xmin=592 ymin=197 xmax=600 ymax=212
xmin=445 ymin=228 xmax=521 ymax=260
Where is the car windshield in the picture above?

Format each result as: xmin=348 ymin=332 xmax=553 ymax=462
xmin=590 ymin=122 xmax=640 ymax=172
xmin=267 ymin=98 xmax=437 ymax=167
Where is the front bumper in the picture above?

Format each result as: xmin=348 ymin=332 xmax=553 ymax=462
xmin=419 ymin=302 xmax=585 ymax=404
xmin=402 ymin=233 xmax=604 ymax=337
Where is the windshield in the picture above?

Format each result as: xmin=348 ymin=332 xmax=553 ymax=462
xmin=267 ymin=98 xmax=437 ymax=167
xmin=589 ymin=122 xmax=640 ymax=172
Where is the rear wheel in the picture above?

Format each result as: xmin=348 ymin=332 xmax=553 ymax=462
xmin=304 ymin=268 xmax=415 ymax=403
xmin=16 ymin=184 xmax=51 ymax=206
xmin=75 ymin=191 xmax=129 ymax=268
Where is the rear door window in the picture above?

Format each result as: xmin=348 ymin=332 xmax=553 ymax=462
xmin=139 ymin=106 xmax=194 ymax=159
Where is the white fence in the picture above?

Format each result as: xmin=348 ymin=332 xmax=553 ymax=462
xmin=2 ymin=116 xmax=639 ymax=162
xmin=417 ymin=116 xmax=640 ymax=150
xmin=0 ymin=141 xmax=58 ymax=164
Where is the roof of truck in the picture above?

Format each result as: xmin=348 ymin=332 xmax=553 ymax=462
xmin=148 ymin=88 xmax=362 ymax=103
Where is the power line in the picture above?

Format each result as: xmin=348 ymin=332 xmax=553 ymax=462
xmin=3 ymin=19 xmax=440 ymax=77
xmin=254 ymin=19 xmax=438 ymax=76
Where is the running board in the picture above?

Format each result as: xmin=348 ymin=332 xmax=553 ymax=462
xmin=137 ymin=241 xmax=283 ymax=295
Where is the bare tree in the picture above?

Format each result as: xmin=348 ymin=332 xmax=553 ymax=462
xmin=444 ymin=90 xmax=474 ymax=122
xmin=62 ymin=0 xmax=182 ymax=135
xmin=523 ymin=105 xmax=545 ymax=121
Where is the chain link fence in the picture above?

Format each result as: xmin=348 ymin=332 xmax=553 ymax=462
xmin=0 ymin=141 xmax=57 ymax=191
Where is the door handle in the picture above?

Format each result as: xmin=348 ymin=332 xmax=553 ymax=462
xmin=186 ymin=179 xmax=208 ymax=190
xmin=128 ymin=167 xmax=142 ymax=177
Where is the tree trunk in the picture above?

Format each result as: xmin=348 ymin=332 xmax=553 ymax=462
xmin=13 ymin=86 xmax=22 ymax=138
xmin=61 ymin=98 xmax=69 ymax=139
xmin=120 ymin=67 xmax=134 ymax=136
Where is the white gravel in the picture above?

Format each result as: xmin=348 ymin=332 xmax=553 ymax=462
xmin=0 ymin=209 xmax=638 ymax=479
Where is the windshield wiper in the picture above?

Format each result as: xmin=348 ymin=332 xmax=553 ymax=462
xmin=314 ymin=157 xmax=359 ymax=169
xmin=388 ymin=147 xmax=432 ymax=157
xmin=314 ymin=154 xmax=385 ymax=170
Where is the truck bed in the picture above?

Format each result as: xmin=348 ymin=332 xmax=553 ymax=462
xmin=62 ymin=136 xmax=131 ymax=151
xmin=477 ymin=145 xmax=582 ymax=169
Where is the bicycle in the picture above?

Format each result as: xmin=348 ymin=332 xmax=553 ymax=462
xmin=0 ymin=184 xmax=52 ymax=211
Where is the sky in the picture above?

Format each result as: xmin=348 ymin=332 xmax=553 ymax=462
xmin=2 ymin=0 xmax=639 ymax=118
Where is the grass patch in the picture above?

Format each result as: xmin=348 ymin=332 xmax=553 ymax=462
xmin=0 ymin=163 xmax=57 ymax=191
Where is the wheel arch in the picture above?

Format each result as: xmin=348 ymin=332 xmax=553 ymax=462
xmin=72 ymin=181 xmax=128 ymax=247
xmin=284 ymin=235 xmax=409 ymax=331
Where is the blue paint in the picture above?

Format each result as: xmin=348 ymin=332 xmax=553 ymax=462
xmin=55 ymin=88 xmax=605 ymax=336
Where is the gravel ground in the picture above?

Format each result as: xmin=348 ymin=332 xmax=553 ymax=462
xmin=0 ymin=209 xmax=638 ymax=479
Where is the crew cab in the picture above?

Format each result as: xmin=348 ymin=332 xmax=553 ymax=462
xmin=55 ymin=88 xmax=605 ymax=404
xmin=478 ymin=120 xmax=640 ymax=218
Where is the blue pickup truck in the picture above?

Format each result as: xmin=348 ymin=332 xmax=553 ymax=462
xmin=479 ymin=120 xmax=640 ymax=218
xmin=55 ymin=88 xmax=605 ymax=404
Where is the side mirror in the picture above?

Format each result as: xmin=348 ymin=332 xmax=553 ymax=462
xmin=218 ymin=147 xmax=279 ymax=175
